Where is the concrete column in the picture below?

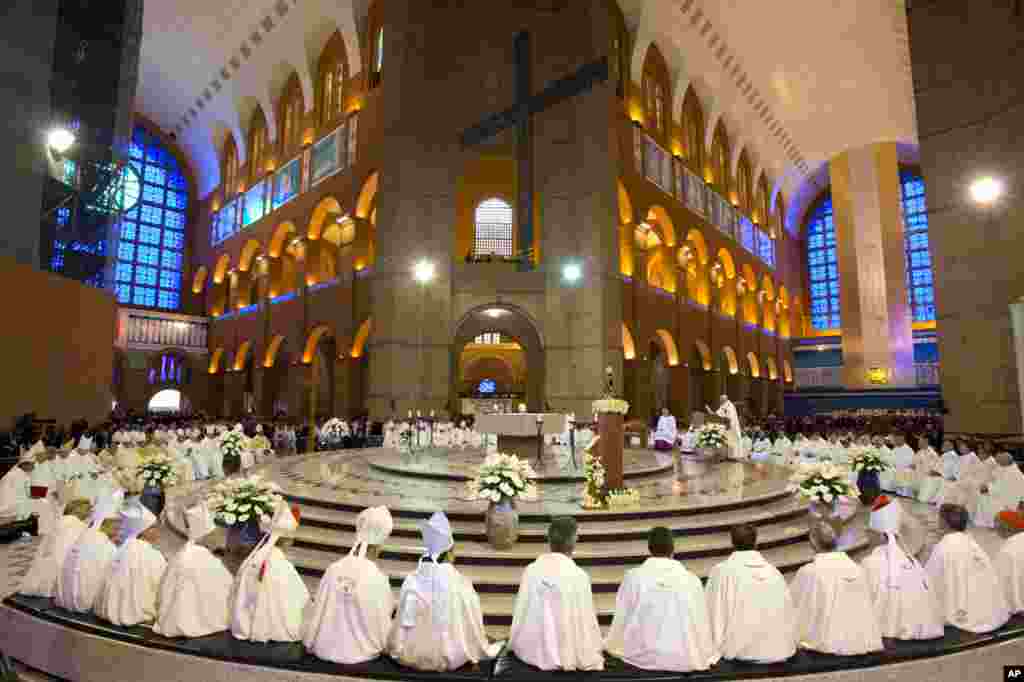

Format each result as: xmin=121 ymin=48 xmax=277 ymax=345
xmin=829 ymin=142 xmax=914 ymax=388
xmin=1009 ymin=301 xmax=1024 ymax=435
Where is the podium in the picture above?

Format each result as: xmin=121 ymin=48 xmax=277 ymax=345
xmin=597 ymin=413 xmax=624 ymax=491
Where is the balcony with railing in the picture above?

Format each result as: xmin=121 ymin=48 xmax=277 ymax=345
xmin=116 ymin=309 xmax=208 ymax=353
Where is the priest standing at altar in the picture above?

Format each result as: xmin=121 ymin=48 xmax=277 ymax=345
xmin=709 ymin=395 xmax=744 ymax=460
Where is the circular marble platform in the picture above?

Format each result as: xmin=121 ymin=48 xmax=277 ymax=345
xmin=367 ymin=447 xmax=675 ymax=483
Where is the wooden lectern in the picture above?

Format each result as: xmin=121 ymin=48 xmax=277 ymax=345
xmin=598 ymin=413 xmax=625 ymax=491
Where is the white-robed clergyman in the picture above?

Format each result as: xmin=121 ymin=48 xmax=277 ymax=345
xmin=55 ymin=488 xmax=123 ymax=613
xmin=19 ymin=483 xmax=86 ymax=598
xmin=861 ymin=497 xmax=944 ymax=640
xmin=790 ymin=524 xmax=883 ymax=655
xmin=95 ymin=498 xmax=167 ymax=626
xmin=509 ymin=516 xmax=604 ymax=671
xmin=996 ymin=513 xmax=1024 ymax=614
xmin=652 ymin=409 xmax=677 ymax=451
xmin=389 ymin=511 xmax=497 ymax=671
xmin=711 ymin=395 xmax=744 ymax=460
xmin=605 ymin=527 xmax=719 ymax=672
xmin=303 ymin=506 xmax=395 ymax=664
xmin=706 ymin=524 xmax=797 ymax=663
xmin=153 ymin=502 xmax=234 ymax=638
xmin=925 ymin=504 xmax=1009 ymax=633
xmin=230 ymin=501 xmax=310 ymax=642
xmin=0 ymin=451 xmax=48 ymax=520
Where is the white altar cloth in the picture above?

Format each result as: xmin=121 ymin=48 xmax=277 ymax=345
xmin=475 ymin=413 xmax=567 ymax=437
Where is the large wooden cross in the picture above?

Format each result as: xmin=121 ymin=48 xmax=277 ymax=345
xmin=459 ymin=32 xmax=609 ymax=271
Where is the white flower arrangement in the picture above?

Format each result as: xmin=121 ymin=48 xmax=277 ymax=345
xmin=136 ymin=454 xmax=179 ymax=490
xmin=466 ymin=452 xmax=538 ymax=504
xmin=583 ymin=449 xmax=607 ymax=508
xmin=607 ymin=488 xmax=641 ymax=509
xmin=695 ymin=423 xmax=729 ymax=450
xmin=848 ymin=448 xmax=890 ymax=473
xmin=219 ymin=429 xmax=247 ymax=461
xmin=207 ymin=475 xmax=283 ymax=527
xmin=789 ymin=462 xmax=859 ymax=505
xmin=592 ymin=398 xmax=630 ymax=415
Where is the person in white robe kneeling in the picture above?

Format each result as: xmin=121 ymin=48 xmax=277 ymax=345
xmin=153 ymin=502 xmax=233 ymax=637
xmin=230 ymin=501 xmax=310 ymax=642
xmin=389 ymin=511 xmax=497 ymax=671
xmin=55 ymin=489 xmax=123 ymax=612
xmin=706 ymin=523 xmax=797 ymax=663
xmin=652 ymin=409 xmax=677 ymax=452
xmin=605 ymin=527 xmax=719 ymax=672
xmin=926 ymin=504 xmax=1009 ymax=633
xmin=791 ymin=523 xmax=883 ymax=655
xmin=861 ymin=496 xmax=944 ymax=640
xmin=510 ymin=516 xmax=604 ymax=671
xmin=304 ymin=506 xmax=394 ymax=664
xmin=95 ymin=498 xmax=167 ymax=626
xmin=19 ymin=485 xmax=88 ymax=598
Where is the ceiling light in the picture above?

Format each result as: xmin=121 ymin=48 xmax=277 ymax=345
xmin=562 ymin=262 xmax=582 ymax=283
xmin=47 ymin=127 xmax=75 ymax=154
xmin=413 ymin=259 xmax=435 ymax=283
xmin=970 ymin=176 xmax=1003 ymax=204
xmin=485 ymin=308 xmax=503 ymax=318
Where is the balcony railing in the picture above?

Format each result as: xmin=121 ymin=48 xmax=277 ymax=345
xmin=117 ymin=310 xmax=208 ymax=352
xmin=794 ymin=363 xmax=941 ymax=389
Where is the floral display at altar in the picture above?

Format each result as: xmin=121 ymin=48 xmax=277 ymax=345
xmin=208 ymin=475 xmax=283 ymax=527
xmin=694 ymin=423 xmax=729 ymax=450
xmin=466 ymin=453 xmax=538 ymax=504
xmin=789 ymin=462 xmax=859 ymax=505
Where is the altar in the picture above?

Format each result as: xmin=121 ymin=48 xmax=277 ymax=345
xmin=474 ymin=412 xmax=567 ymax=460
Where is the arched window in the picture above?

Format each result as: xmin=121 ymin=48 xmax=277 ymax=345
xmin=737 ymin=153 xmax=753 ymax=213
xmin=369 ymin=26 xmax=384 ymax=88
xmin=681 ymin=90 xmax=705 ymax=172
xmin=318 ymin=37 xmax=347 ymax=127
xmin=806 ymin=196 xmax=840 ymax=331
xmin=223 ymin=138 xmax=238 ymax=197
xmin=148 ymin=389 xmax=182 ymax=413
xmin=116 ymin=125 xmax=190 ymax=310
xmin=474 ymin=332 xmax=501 ymax=345
xmin=473 ymin=198 xmax=514 ymax=258
xmin=641 ymin=46 xmax=669 ymax=141
xmin=249 ymin=110 xmax=267 ymax=182
xmin=279 ymin=75 xmax=303 ymax=156
xmin=711 ymin=126 xmax=729 ymax=192
xmin=900 ymin=169 xmax=935 ymax=323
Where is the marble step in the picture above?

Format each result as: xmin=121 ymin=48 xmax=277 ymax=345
xmin=286 ymin=536 xmax=867 ymax=594
xmin=290 ymin=516 xmax=810 ymax=565
xmin=292 ymin=495 xmax=808 ymax=542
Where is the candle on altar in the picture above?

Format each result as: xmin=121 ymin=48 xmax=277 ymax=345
xmin=518 ymin=403 xmax=526 ymax=413
xmin=408 ymin=410 xmax=412 ymax=419
xmin=416 ymin=410 xmax=421 ymax=418
xmin=430 ymin=410 xmax=435 ymax=418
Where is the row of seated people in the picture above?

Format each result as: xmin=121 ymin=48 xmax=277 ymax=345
xmin=18 ymin=481 xmax=1024 ymax=674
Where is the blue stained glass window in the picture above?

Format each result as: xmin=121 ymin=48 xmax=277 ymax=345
xmin=756 ymin=228 xmax=775 ymax=268
xmin=116 ymin=125 xmax=189 ymax=310
xmin=739 ymin=216 xmax=756 ymax=252
xmin=56 ymin=207 xmax=70 ymax=226
xmin=901 ymin=169 xmax=935 ymax=322
xmin=806 ymin=196 xmax=840 ymax=330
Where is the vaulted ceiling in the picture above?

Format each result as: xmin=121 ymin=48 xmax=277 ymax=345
xmin=137 ymin=0 xmax=917 ymax=231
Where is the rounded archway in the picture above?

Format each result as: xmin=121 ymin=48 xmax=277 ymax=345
xmin=262 ymin=335 xmax=293 ymax=417
xmin=452 ymin=304 xmax=544 ymax=412
xmin=148 ymin=389 xmax=191 ymax=414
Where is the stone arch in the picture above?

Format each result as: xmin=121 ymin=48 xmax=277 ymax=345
xmin=452 ymin=303 xmax=545 ymax=411
xmin=646 ymin=248 xmax=676 ymax=293
xmin=716 ymin=248 xmax=736 ymax=280
xmin=264 ymin=335 xmax=286 ymax=368
xmin=721 ymin=346 xmax=739 ymax=375
xmin=233 ymin=340 xmax=252 ymax=371
xmin=208 ymin=348 xmax=225 ymax=374
xmin=302 ymin=324 xmax=333 ymax=364
xmin=644 ymin=205 xmax=676 ymax=247
xmin=784 ymin=359 xmax=794 ymax=384
xmin=640 ymin=42 xmax=672 ymax=140
xmin=269 ymin=221 xmax=298 ymax=258
xmin=713 ymin=248 xmax=737 ymax=316
xmin=323 ymin=215 xmax=356 ymax=247
xmin=740 ymin=263 xmax=758 ymax=324
xmin=238 ymin=239 xmax=263 ymax=273
xmin=653 ymin=329 xmax=680 ymax=367
xmin=622 ymin=322 xmax=636 ymax=361
xmin=766 ymin=356 xmax=779 ymax=381
xmin=746 ymin=352 xmax=761 ymax=378
xmin=192 ymin=266 xmax=208 ymax=294
xmin=355 ymin=171 xmax=379 ymax=219
xmin=617 ymin=179 xmax=634 ymax=225
xmin=694 ymin=340 xmax=712 ymax=371
xmin=307 ymin=196 xmax=344 ymax=240
xmin=212 ymin=254 xmax=231 ymax=285
xmin=351 ymin=318 xmax=372 ymax=358
xmin=681 ymin=85 xmax=706 ymax=170
xmin=684 ymin=228 xmax=709 ymax=265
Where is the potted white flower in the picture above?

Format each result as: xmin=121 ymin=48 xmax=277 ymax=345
xmin=136 ymin=453 xmax=179 ymax=516
xmin=694 ymin=423 xmax=729 ymax=460
xmin=207 ymin=475 xmax=284 ymax=568
xmin=848 ymin=447 xmax=889 ymax=495
xmin=789 ymin=462 xmax=861 ymax=542
xmin=218 ymin=428 xmax=247 ymax=476
xmin=465 ymin=452 xmax=538 ymax=549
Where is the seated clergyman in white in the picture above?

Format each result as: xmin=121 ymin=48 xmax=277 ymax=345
xmin=0 ymin=451 xmax=49 ymax=521
xmin=19 ymin=484 xmax=88 ymax=598
xmin=55 ymin=488 xmax=123 ymax=613
xmin=230 ymin=501 xmax=310 ymax=642
xmin=304 ymin=506 xmax=395 ymax=664
xmin=791 ymin=523 xmax=884 ymax=655
xmin=605 ymin=527 xmax=719 ymax=672
xmin=510 ymin=516 xmax=604 ymax=671
xmin=652 ymin=409 xmax=677 ymax=452
xmin=153 ymin=502 xmax=234 ymax=638
xmin=706 ymin=523 xmax=797 ymax=663
xmin=926 ymin=504 xmax=1009 ymax=633
xmin=996 ymin=504 xmax=1024 ymax=614
xmin=94 ymin=498 xmax=167 ymax=626
xmin=861 ymin=496 xmax=944 ymax=640
xmin=388 ymin=511 xmax=498 ymax=671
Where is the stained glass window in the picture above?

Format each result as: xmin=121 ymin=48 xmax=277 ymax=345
xmin=115 ymin=126 xmax=188 ymax=310
xmin=806 ymin=196 xmax=840 ymax=331
xmin=901 ymin=169 xmax=935 ymax=323
xmin=473 ymin=198 xmax=514 ymax=258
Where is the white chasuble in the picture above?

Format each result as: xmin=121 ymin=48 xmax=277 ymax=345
xmin=925 ymin=532 xmax=1009 ymax=633
xmin=997 ymin=533 xmax=1024 ymax=614
xmin=94 ymin=538 xmax=167 ymax=626
xmin=19 ymin=515 xmax=86 ymax=598
xmin=230 ymin=544 xmax=309 ymax=642
xmin=604 ymin=557 xmax=719 ymax=672
xmin=509 ymin=553 xmax=604 ymax=671
xmin=861 ymin=543 xmax=944 ymax=640
xmin=153 ymin=542 xmax=234 ymax=638
xmin=55 ymin=528 xmax=117 ymax=612
xmin=790 ymin=552 xmax=883 ymax=655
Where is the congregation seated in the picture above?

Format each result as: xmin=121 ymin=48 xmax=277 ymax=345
xmin=303 ymin=506 xmax=394 ymax=664
xmin=705 ymin=523 xmax=797 ymax=664
xmin=388 ymin=511 xmax=497 ymax=671
xmin=604 ymin=526 xmax=718 ymax=672
xmin=509 ymin=516 xmax=604 ymax=671
xmin=94 ymin=498 xmax=166 ymax=627
xmin=791 ymin=523 xmax=883 ymax=655
xmin=925 ymin=504 xmax=1009 ymax=633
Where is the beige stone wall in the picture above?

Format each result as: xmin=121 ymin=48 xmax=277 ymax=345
xmin=909 ymin=1 xmax=1024 ymax=434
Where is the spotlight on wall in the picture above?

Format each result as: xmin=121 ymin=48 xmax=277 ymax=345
xmin=413 ymin=259 xmax=435 ymax=283
xmin=47 ymin=127 xmax=76 ymax=154
xmin=484 ymin=308 xmax=504 ymax=318
xmin=561 ymin=262 xmax=583 ymax=283
xmin=970 ymin=176 xmax=1003 ymax=204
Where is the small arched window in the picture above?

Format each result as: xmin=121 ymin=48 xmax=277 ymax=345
xmin=711 ymin=126 xmax=729 ymax=192
xmin=737 ymin=153 xmax=753 ymax=213
xmin=279 ymin=75 xmax=303 ymax=156
xmin=473 ymin=198 xmax=514 ymax=258
xmin=249 ymin=111 xmax=267 ymax=181
xmin=319 ymin=51 xmax=346 ymax=127
xmin=223 ymin=138 xmax=238 ymax=198
xmin=682 ymin=90 xmax=704 ymax=171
